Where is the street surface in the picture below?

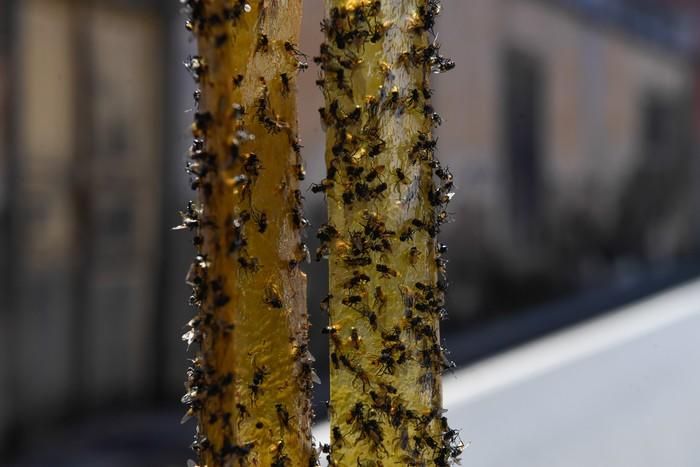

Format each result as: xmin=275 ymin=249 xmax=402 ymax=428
xmin=317 ymin=279 xmax=700 ymax=466
xmin=14 ymin=280 xmax=700 ymax=466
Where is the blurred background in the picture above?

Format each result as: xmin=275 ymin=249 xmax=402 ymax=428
xmin=1 ymin=0 xmax=700 ymax=465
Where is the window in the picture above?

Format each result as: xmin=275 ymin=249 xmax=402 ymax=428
xmin=502 ymin=47 xmax=546 ymax=236
xmin=615 ymin=89 xmax=693 ymax=257
xmin=641 ymin=92 xmax=689 ymax=162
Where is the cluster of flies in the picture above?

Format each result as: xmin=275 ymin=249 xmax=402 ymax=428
xmin=178 ymin=1 xmax=315 ymax=465
xmin=177 ymin=0 xmax=462 ymax=465
xmin=314 ymin=0 xmax=462 ymax=465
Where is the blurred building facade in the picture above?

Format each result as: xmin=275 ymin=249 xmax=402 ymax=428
xmin=433 ymin=0 xmax=700 ymax=320
xmin=0 ymin=0 xmax=184 ymax=455
xmin=0 ymin=0 xmax=699 ymax=459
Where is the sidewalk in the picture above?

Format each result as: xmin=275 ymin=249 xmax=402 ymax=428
xmin=13 ymin=279 xmax=700 ymax=466
xmin=317 ymin=278 xmax=700 ymax=466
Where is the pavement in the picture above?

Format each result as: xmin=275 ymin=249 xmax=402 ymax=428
xmin=13 ymin=279 xmax=700 ymax=466
xmin=316 ymin=278 xmax=700 ymax=466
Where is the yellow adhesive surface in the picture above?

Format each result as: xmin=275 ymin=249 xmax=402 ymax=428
xmin=184 ymin=1 xmax=313 ymax=465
